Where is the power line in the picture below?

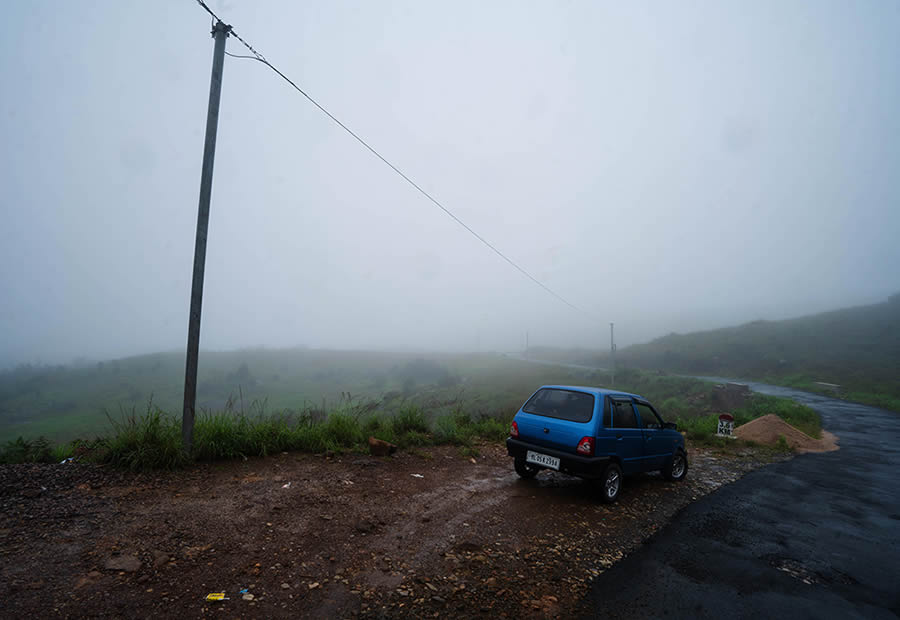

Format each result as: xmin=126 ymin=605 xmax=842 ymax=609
xmin=223 ymin=51 xmax=257 ymax=61
xmin=193 ymin=0 xmax=582 ymax=313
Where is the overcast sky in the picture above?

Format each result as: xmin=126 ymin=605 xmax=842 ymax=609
xmin=1 ymin=0 xmax=898 ymax=365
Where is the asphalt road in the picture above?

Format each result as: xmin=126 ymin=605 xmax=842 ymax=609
xmin=579 ymin=381 xmax=900 ymax=619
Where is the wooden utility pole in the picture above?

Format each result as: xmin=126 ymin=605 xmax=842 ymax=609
xmin=182 ymin=21 xmax=231 ymax=454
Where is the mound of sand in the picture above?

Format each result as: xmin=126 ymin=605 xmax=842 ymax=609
xmin=734 ymin=414 xmax=839 ymax=453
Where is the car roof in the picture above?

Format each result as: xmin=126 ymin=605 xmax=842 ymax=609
xmin=538 ymin=385 xmax=646 ymax=401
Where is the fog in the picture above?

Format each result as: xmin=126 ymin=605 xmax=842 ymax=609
xmin=2 ymin=1 xmax=898 ymax=366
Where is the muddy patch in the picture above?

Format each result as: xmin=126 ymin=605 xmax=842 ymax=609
xmin=0 ymin=442 xmax=784 ymax=618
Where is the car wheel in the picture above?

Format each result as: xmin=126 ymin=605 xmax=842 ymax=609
xmin=664 ymin=450 xmax=688 ymax=482
xmin=599 ymin=463 xmax=622 ymax=503
xmin=514 ymin=457 xmax=539 ymax=479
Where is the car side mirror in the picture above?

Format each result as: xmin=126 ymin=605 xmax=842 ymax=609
xmin=664 ymin=421 xmax=677 ymax=430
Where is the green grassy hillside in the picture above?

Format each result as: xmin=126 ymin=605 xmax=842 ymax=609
xmin=1 ymin=348 xmax=818 ymax=467
xmin=539 ymin=293 xmax=900 ymax=410
xmin=0 ymin=349 xmax=610 ymax=443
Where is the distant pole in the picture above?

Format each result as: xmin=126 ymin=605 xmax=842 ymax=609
xmin=610 ymin=322 xmax=616 ymax=386
xmin=182 ymin=21 xmax=231 ymax=454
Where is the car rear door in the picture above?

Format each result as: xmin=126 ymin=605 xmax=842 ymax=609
xmin=634 ymin=401 xmax=669 ymax=470
xmin=609 ymin=398 xmax=644 ymax=474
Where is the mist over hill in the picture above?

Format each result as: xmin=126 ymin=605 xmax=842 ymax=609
xmin=532 ymin=294 xmax=900 ymax=409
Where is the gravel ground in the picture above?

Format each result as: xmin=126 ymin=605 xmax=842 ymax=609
xmin=0 ymin=441 xmax=787 ymax=618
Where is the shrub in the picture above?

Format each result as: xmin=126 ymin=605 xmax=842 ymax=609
xmin=392 ymin=405 xmax=429 ymax=436
xmin=660 ymin=397 xmax=693 ymax=420
xmin=292 ymin=422 xmax=329 ymax=453
xmin=320 ymin=413 xmax=364 ymax=449
xmin=0 ymin=436 xmax=57 ymax=464
xmin=471 ymin=416 xmax=510 ymax=443
xmin=52 ymin=442 xmax=75 ymax=463
xmin=675 ymin=414 xmax=718 ymax=440
xmin=433 ymin=415 xmax=471 ymax=446
xmin=100 ymin=407 xmax=185 ymax=470
xmin=192 ymin=412 xmax=248 ymax=460
xmin=396 ymin=430 xmax=431 ymax=448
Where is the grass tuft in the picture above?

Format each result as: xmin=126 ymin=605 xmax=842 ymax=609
xmin=320 ymin=413 xmax=365 ymax=450
xmin=0 ymin=436 xmax=58 ymax=464
xmin=100 ymin=405 xmax=186 ymax=470
xmin=391 ymin=405 xmax=430 ymax=436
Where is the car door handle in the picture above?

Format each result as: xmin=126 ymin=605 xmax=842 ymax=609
xmin=615 ymin=434 xmax=623 ymax=440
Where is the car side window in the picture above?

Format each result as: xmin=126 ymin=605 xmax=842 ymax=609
xmin=635 ymin=403 xmax=661 ymax=430
xmin=612 ymin=400 xmax=637 ymax=428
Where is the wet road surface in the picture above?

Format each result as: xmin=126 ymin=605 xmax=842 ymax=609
xmin=579 ymin=381 xmax=900 ymax=619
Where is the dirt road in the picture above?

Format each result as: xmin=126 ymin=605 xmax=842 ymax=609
xmin=1 ymin=442 xmax=779 ymax=618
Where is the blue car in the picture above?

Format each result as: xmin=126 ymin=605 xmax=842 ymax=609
xmin=506 ymin=385 xmax=688 ymax=502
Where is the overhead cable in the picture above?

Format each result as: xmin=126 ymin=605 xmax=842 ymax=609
xmin=194 ymin=0 xmax=582 ymax=313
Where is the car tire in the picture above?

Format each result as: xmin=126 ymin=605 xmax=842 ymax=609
xmin=514 ymin=457 xmax=539 ymax=479
xmin=599 ymin=463 xmax=622 ymax=503
xmin=663 ymin=450 xmax=688 ymax=482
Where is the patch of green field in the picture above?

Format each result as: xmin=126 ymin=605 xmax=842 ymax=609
xmin=0 ymin=350 xmax=817 ymax=467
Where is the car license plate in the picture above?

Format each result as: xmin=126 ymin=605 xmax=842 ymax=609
xmin=526 ymin=450 xmax=560 ymax=470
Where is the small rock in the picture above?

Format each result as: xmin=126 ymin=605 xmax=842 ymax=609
xmin=368 ymin=437 xmax=397 ymax=457
xmin=242 ymin=593 xmax=255 ymax=601
xmin=152 ymin=551 xmax=171 ymax=569
xmin=104 ymin=555 xmax=142 ymax=572
xmin=281 ymin=583 xmax=290 ymax=589
xmin=74 ymin=575 xmax=97 ymax=590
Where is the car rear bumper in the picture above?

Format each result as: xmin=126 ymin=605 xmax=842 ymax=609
xmin=506 ymin=438 xmax=611 ymax=479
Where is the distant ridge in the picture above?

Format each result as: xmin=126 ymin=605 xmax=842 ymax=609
xmin=536 ymin=294 xmax=900 ymax=410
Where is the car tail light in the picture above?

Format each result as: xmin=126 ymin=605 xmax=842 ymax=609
xmin=576 ymin=436 xmax=594 ymax=456
xmin=510 ymin=421 xmax=519 ymax=438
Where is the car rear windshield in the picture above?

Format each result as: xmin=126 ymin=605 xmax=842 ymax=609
xmin=522 ymin=388 xmax=595 ymax=423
